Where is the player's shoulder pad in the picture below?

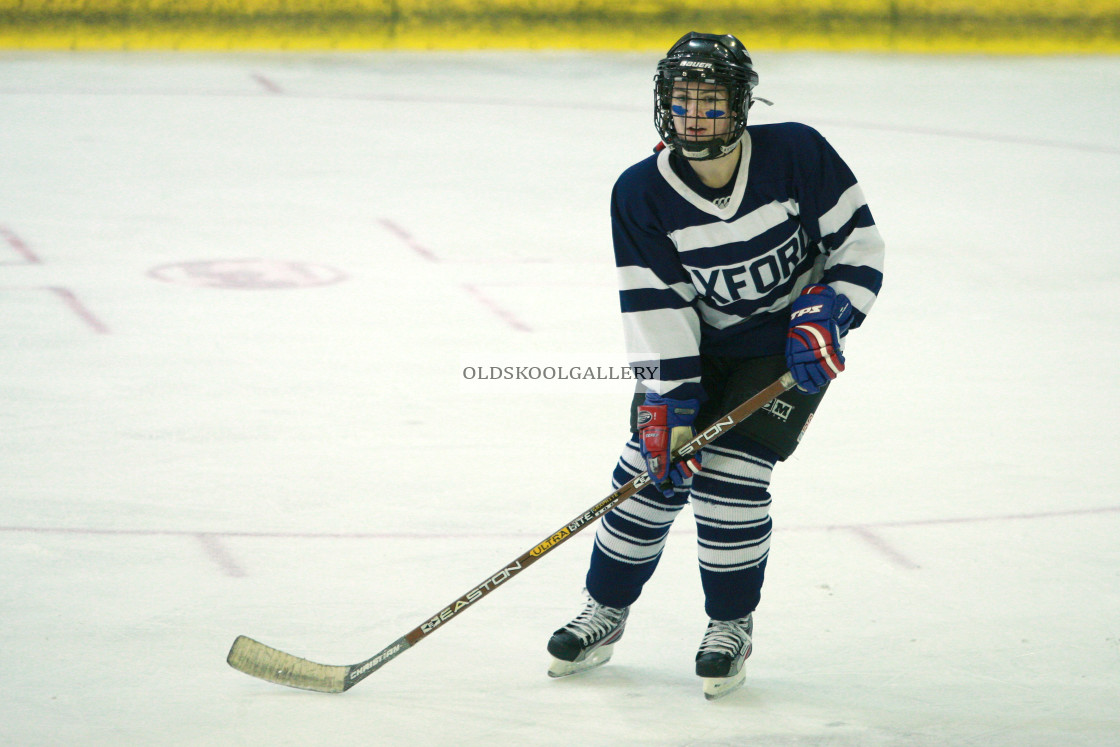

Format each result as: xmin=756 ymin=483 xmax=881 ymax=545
xmin=748 ymin=121 xmax=826 ymax=149
xmin=613 ymin=150 xmax=663 ymax=196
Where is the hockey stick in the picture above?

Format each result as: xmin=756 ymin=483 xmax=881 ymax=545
xmin=227 ymin=371 xmax=796 ymax=693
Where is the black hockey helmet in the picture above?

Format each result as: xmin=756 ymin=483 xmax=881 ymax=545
xmin=654 ymin=32 xmax=759 ymax=160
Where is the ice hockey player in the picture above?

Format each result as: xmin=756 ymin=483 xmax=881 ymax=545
xmin=547 ymin=31 xmax=885 ymax=699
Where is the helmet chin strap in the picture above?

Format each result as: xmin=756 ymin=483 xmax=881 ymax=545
xmin=679 ymin=134 xmax=742 ymax=161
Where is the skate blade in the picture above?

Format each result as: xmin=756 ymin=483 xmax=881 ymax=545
xmin=547 ymin=644 xmax=614 ymax=678
xmin=702 ymin=668 xmax=746 ymax=700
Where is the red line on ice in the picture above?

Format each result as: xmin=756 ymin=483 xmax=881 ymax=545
xmin=46 ymin=287 xmax=110 ymax=334
xmin=195 ymin=533 xmax=247 ymax=577
xmin=251 ymin=73 xmax=282 ymax=94
xmin=3 ymin=504 xmax=1118 ymax=543
xmin=844 ymin=525 xmax=921 ymax=570
xmin=0 ymin=226 xmax=42 ymax=264
xmin=379 ymin=219 xmax=440 ymax=262
xmin=460 ymin=282 xmax=532 ymax=332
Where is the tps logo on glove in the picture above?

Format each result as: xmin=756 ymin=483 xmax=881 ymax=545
xmin=785 ymin=284 xmax=853 ymax=395
xmin=790 ymin=303 xmax=824 ymax=321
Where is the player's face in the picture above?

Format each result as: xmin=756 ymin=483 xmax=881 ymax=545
xmin=670 ymin=81 xmax=733 ymax=142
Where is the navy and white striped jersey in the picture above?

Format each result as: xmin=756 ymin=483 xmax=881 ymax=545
xmin=613 ymin=122 xmax=885 ymax=400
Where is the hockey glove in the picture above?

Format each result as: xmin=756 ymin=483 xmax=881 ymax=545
xmin=637 ymin=393 xmax=702 ymax=498
xmin=786 ymin=284 xmax=853 ymax=394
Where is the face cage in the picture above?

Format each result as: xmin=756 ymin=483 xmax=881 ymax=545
xmin=654 ymin=69 xmax=751 ymax=161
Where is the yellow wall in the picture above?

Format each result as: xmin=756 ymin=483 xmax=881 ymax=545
xmin=1 ymin=0 xmax=1118 ymax=52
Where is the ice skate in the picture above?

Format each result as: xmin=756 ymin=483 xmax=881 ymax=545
xmin=695 ymin=613 xmax=753 ymax=700
xmin=547 ymin=593 xmax=629 ymax=678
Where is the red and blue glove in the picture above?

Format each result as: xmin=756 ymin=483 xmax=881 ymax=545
xmin=785 ymin=284 xmax=853 ymax=394
xmin=637 ymin=393 xmax=702 ymax=498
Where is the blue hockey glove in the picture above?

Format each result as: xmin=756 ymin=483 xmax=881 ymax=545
xmin=637 ymin=393 xmax=702 ymax=498
xmin=785 ymin=284 xmax=853 ymax=394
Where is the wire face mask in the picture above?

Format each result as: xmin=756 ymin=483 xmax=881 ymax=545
xmin=666 ymin=79 xmax=735 ymax=155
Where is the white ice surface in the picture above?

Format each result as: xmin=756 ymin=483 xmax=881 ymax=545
xmin=1 ymin=50 xmax=1118 ymax=746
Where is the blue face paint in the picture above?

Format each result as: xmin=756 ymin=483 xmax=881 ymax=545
xmin=671 ymin=104 xmax=726 ymax=118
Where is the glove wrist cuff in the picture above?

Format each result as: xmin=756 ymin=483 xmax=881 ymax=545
xmin=641 ymin=394 xmax=700 ymax=428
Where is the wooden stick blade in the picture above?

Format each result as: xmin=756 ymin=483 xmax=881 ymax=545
xmin=227 ymin=636 xmax=350 ymax=693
